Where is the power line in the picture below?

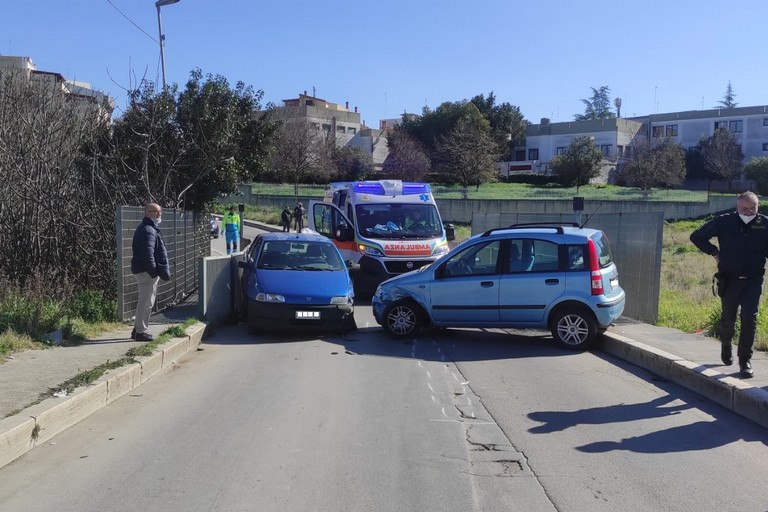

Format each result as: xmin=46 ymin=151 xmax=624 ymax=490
xmin=106 ymin=0 xmax=158 ymax=44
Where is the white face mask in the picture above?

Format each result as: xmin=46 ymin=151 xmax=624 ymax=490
xmin=155 ymin=217 xmax=162 ymax=225
xmin=739 ymin=213 xmax=756 ymax=224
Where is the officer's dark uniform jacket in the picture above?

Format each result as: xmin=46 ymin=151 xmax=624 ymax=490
xmin=131 ymin=217 xmax=171 ymax=281
xmin=690 ymin=211 xmax=768 ymax=280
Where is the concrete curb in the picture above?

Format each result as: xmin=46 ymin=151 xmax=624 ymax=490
xmin=0 ymin=322 xmax=208 ymax=469
xmin=601 ymin=332 xmax=768 ymax=429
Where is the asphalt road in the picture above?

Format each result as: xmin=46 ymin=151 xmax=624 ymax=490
xmin=2 ymin=226 xmax=768 ymax=511
xmin=1 ymin=303 xmax=768 ymax=511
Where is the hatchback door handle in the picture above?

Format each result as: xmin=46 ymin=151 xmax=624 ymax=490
xmin=545 ymin=279 xmax=559 ymax=285
xmin=480 ymin=281 xmax=494 ymax=287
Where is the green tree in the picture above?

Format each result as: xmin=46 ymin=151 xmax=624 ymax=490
xmin=469 ymin=92 xmax=527 ymax=160
xmin=622 ymin=137 xmax=686 ymax=192
xmin=743 ymin=157 xmax=768 ymax=195
xmin=383 ymin=126 xmax=431 ymax=181
xmin=715 ymin=81 xmax=738 ymax=109
xmin=434 ymin=115 xmax=499 ymax=198
xmin=574 ymin=86 xmax=616 ymax=121
xmin=698 ymin=127 xmax=744 ymax=187
xmin=333 ymin=145 xmax=374 ymax=181
xmin=402 ymin=101 xmax=483 ymax=153
xmin=107 ymin=69 xmax=276 ymax=209
xmin=549 ymin=136 xmax=603 ymax=189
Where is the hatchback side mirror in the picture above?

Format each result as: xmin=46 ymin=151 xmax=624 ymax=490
xmin=237 ymin=261 xmax=248 ymax=269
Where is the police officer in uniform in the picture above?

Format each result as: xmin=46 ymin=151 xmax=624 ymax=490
xmin=690 ymin=191 xmax=768 ymax=378
xmin=223 ymin=205 xmax=241 ymax=254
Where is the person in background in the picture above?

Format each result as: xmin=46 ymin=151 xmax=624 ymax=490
xmin=690 ymin=191 xmax=768 ymax=378
xmin=223 ymin=205 xmax=241 ymax=254
xmin=281 ymin=206 xmax=292 ymax=232
xmin=294 ymin=202 xmax=305 ymax=231
xmin=131 ymin=203 xmax=171 ymax=342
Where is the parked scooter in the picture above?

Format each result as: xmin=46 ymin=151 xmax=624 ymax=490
xmin=210 ymin=216 xmax=220 ymax=238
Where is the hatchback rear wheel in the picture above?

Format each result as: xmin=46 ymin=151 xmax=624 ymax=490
xmin=383 ymin=300 xmax=422 ymax=337
xmin=550 ymin=307 xmax=597 ymax=350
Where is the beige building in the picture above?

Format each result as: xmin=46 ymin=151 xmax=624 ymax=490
xmin=269 ymin=92 xmax=389 ymax=169
xmin=0 ymin=56 xmax=114 ymax=122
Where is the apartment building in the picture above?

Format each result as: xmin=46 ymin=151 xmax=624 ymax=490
xmin=510 ymin=105 xmax=768 ymax=176
xmin=269 ymin=91 xmax=390 ymax=168
xmin=0 ymin=56 xmax=114 ymax=122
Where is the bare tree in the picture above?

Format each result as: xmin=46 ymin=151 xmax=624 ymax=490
xmin=383 ymin=126 xmax=431 ymax=181
xmin=269 ymin=117 xmax=335 ymax=192
xmin=698 ymin=127 xmax=744 ymax=187
xmin=434 ymin=116 xmax=499 ymax=198
xmin=621 ymin=136 xmax=686 ymax=193
xmin=0 ymin=69 xmax=116 ymax=290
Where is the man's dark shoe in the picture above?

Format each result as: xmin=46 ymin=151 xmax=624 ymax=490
xmin=721 ymin=344 xmax=733 ymax=366
xmin=130 ymin=328 xmax=136 ymax=340
xmin=134 ymin=332 xmax=154 ymax=342
xmin=739 ymin=359 xmax=754 ymax=379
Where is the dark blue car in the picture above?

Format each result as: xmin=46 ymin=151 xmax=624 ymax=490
xmin=239 ymin=231 xmax=356 ymax=334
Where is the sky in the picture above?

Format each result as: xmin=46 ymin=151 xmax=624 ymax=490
xmin=3 ymin=1 xmax=767 ymax=126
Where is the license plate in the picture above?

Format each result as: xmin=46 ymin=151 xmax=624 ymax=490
xmin=295 ymin=311 xmax=320 ymax=319
xmin=610 ymin=278 xmax=619 ymax=289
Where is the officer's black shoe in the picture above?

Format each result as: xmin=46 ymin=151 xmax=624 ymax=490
xmin=739 ymin=359 xmax=754 ymax=379
xmin=135 ymin=332 xmax=154 ymax=342
xmin=130 ymin=328 xmax=136 ymax=340
xmin=721 ymin=344 xmax=733 ymax=366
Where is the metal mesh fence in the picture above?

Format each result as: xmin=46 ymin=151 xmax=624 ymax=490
xmin=116 ymin=206 xmax=209 ymax=322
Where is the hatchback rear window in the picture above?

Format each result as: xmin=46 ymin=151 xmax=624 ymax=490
xmin=591 ymin=232 xmax=614 ymax=268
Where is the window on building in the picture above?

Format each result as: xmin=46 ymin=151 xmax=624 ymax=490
xmin=729 ymin=120 xmax=743 ymax=133
xmin=348 ymin=127 xmax=356 ymax=135
xmin=715 ymin=121 xmax=728 ymax=131
xmin=528 ymin=148 xmax=539 ymax=160
xmin=305 ymin=100 xmax=314 ymax=106
xmin=600 ymin=144 xmax=612 ymax=157
xmin=322 ymin=124 xmax=331 ymax=132
xmin=652 ymin=126 xmax=664 ymax=137
xmin=665 ymin=125 xmax=678 ymax=136
xmin=337 ymin=126 xmax=345 ymax=133
xmin=763 ymin=143 xmax=768 ymax=152
xmin=515 ymin=150 xmax=526 ymax=161
xmin=556 ymin=147 xmax=566 ymax=156
xmin=624 ymin=146 xmax=632 ymax=158
xmin=617 ymin=145 xmax=624 ymax=158
xmin=764 ymin=118 xmax=768 ymax=127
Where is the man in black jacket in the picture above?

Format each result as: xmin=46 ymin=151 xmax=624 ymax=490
xmin=690 ymin=191 xmax=768 ymax=378
xmin=131 ymin=203 xmax=171 ymax=342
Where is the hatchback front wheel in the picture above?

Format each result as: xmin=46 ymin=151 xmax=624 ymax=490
xmin=383 ymin=300 xmax=422 ymax=337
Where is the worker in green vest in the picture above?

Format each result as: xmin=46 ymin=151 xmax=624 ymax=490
xmin=223 ymin=205 xmax=240 ymax=254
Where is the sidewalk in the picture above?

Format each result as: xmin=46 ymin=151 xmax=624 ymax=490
xmin=0 ymin=296 xmax=207 ymax=468
xmin=3 ymin=279 xmax=768 ymax=468
xmin=603 ymin=318 xmax=768 ymax=428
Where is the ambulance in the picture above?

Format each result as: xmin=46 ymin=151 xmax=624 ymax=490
xmin=307 ymin=180 xmax=454 ymax=294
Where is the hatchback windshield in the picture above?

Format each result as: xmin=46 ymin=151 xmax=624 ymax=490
xmin=259 ymin=241 xmax=344 ymax=271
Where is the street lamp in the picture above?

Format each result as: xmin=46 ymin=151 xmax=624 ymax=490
xmin=156 ymin=0 xmax=180 ymax=91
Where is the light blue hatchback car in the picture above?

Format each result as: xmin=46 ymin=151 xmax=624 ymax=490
xmin=372 ymin=223 xmax=625 ymax=350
